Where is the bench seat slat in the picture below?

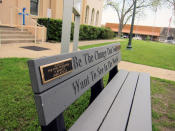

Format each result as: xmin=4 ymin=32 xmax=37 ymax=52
xmin=69 ymin=70 xmax=129 ymax=131
xmin=99 ymin=72 xmax=139 ymax=131
xmin=127 ymin=73 xmax=152 ymax=131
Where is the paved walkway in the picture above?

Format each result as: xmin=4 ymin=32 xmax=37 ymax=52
xmin=119 ymin=61 xmax=175 ymax=82
xmin=0 ymin=39 xmax=119 ymax=58
xmin=0 ymin=39 xmax=175 ymax=81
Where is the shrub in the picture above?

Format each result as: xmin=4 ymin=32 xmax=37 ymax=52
xmin=146 ymin=36 xmax=151 ymax=41
xmin=38 ymin=18 xmax=115 ymax=42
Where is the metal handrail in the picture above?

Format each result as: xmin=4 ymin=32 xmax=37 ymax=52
xmin=28 ymin=15 xmax=45 ymax=44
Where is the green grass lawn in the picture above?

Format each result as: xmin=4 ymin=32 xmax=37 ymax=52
xmin=0 ymin=58 xmax=175 ymax=131
xmin=79 ymin=39 xmax=175 ymax=71
xmin=151 ymin=78 xmax=175 ymax=131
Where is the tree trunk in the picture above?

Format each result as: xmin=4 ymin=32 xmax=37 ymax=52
xmin=118 ymin=18 xmax=124 ymax=37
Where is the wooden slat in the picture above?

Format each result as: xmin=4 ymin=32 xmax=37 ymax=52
xmin=69 ymin=70 xmax=129 ymax=131
xmin=34 ymin=53 xmax=121 ymax=126
xmin=99 ymin=72 xmax=139 ymax=131
xmin=127 ymin=73 xmax=152 ymax=131
xmin=28 ymin=43 xmax=121 ymax=93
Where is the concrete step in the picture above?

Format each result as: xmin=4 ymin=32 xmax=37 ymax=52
xmin=0 ymin=31 xmax=31 ymax=35
xmin=0 ymin=29 xmax=29 ymax=32
xmin=1 ymin=33 xmax=34 ymax=36
xmin=0 ymin=26 xmax=36 ymax=44
xmin=0 ymin=28 xmax=28 ymax=31
xmin=0 ymin=28 xmax=19 ymax=31
xmin=0 ymin=25 xmax=16 ymax=28
xmin=1 ymin=35 xmax=34 ymax=39
xmin=1 ymin=39 xmax=35 ymax=44
xmin=0 ymin=25 xmax=28 ymax=31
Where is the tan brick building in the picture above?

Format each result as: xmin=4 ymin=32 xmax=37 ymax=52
xmin=0 ymin=0 xmax=104 ymax=43
xmin=0 ymin=0 xmax=104 ymax=27
xmin=106 ymin=23 xmax=162 ymax=41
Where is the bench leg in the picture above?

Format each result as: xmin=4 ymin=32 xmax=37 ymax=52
xmin=89 ymin=66 xmax=118 ymax=104
xmin=89 ymin=79 xmax=104 ymax=104
xmin=41 ymin=113 xmax=66 ymax=131
xmin=107 ymin=65 xmax=118 ymax=84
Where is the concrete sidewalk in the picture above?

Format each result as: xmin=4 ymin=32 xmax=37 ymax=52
xmin=0 ymin=39 xmax=119 ymax=58
xmin=119 ymin=61 xmax=175 ymax=82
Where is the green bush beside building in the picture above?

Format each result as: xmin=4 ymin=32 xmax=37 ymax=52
xmin=38 ymin=18 xmax=115 ymax=42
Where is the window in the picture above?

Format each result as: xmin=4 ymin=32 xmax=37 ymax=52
xmin=95 ymin=11 xmax=99 ymax=26
xmin=30 ymin=0 xmax=39 ymax=16
xmin=85 ymin=6 xmax=89 ymax=24
xmin=90 ymin=8 xmax=95 ymax=25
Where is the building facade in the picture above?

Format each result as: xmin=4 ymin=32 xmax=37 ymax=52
xmin=106 ymin=23 xmax=175 ymax=41
xmin=106 ymin=23 xmax=162 ymax=41
xmin=0 ymin=0 xmax=104 ymax=27
xmin=0 ymin=0 xmax=104 ymax=42
xmin=81 ymin=0 xmax=103 ymax=26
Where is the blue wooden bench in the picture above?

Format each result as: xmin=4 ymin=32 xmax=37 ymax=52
xmin=28 ymin=43 xmax=152 ymax=131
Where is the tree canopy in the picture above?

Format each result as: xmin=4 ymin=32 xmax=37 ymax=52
xmin=105 ymin=0 xmax=162 ymax=37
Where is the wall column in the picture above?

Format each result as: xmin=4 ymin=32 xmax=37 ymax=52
xmin=51 ymin=0 xmax=59 ymax=19
xmin=80 ymin=0 xmax=86 ymax=24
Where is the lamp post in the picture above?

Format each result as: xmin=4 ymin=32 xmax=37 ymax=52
xmin=127 ymin=0 xmax=137 ymax=49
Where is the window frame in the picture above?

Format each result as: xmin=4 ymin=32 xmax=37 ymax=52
xmin=30 ymin=0 xmax=39 ymax=16
xmin=95 ymin=11 xmax=99 ymax=26
xmin=85 ymin=5 xmax=89 ymax=24
xmin=90 ymin=8 xmax=95 ymax=25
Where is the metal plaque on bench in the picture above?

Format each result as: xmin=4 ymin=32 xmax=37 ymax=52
xmin=40 ymin=58 xmax=73 ymax=84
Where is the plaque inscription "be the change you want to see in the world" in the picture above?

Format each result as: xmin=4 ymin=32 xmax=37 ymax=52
xmin=39 ymin=44 xmax=120 ymax=85
xmin=28 ymin=43 xmax=121 ymax=126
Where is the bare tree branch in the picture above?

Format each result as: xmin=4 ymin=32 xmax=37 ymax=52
xmin=106 ymin=1 xmax=121 ymax=21
xmin=124 ymin=14 xmax=133 ymax=25
xmin=124 ymin=2 xmax=134 ymax=17
xmin=104 ymin=0 xmax=157 ymax=37
xmin=121 ymin=0 xmax=126 ymax=16
xmin=167 ymin=0 xmax=174 ymax=5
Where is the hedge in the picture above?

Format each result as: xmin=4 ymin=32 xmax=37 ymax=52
xmin=38 ymin=18 xmax=115 ymax=42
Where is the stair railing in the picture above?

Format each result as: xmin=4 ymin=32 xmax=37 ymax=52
xmin=28 ymin=16 xmax=45 ymax=44
xmin=11 ymin=7 xmax=45 ymax=44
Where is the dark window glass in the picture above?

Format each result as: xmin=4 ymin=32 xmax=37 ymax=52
xmin=30 ymin=0 xmax=38 ymax=15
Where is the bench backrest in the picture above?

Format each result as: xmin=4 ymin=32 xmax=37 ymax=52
xmin=28 ymin=43 xmax=121 ymax=126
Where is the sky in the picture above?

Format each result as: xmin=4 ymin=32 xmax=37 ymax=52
xmin=101 ymin=6 xmax=175 ymax=28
